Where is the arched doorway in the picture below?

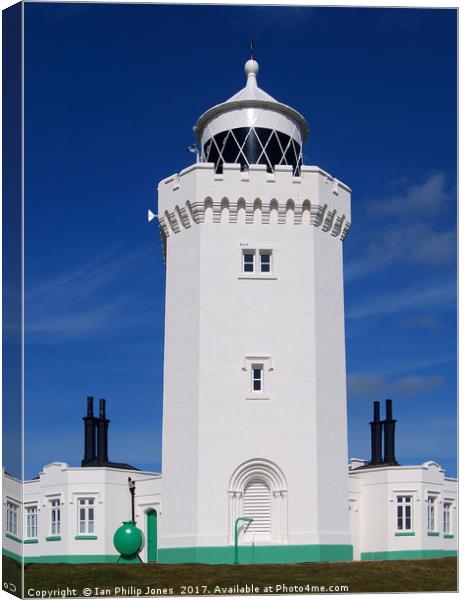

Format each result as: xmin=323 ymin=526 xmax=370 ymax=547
xmin=145 ymin=509 xmax=158 ymax=563
xmin=228 ymin=458 xmax=288 ymax=544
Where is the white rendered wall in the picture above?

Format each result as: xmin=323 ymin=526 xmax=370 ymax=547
xmin=158 ymin=163 xmax=351 ymax=550
xmin=160 ymin=225 xmax=201 ymax=547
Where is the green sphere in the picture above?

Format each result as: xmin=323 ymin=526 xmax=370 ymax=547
xmin=113 ymin=521 xmax=143 ymax=557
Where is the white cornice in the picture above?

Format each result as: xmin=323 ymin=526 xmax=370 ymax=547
xmin=156 ymin=163 xmax=351 ymax=250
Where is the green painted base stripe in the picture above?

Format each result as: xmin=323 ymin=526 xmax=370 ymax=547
xmin=4 ymin=545 xmax=456 ymax=566
xmin=361 ymin=549 xmax=457 ymax=561
xmin=3 ymin=548 xmax=120 ymax=565
xmin=442 ymin=550 xmax=458 ymax=557
xmin=3 ymin=548 xmax=22 ymax=562
xmin=24 ymin=555 xmax=120 ymax=564
xmin=158 ymin=544 xmax=353 ymax=564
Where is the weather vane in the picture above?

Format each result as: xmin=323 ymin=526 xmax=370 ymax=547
xmin=250 ymin=40 xmax=255 ymax=60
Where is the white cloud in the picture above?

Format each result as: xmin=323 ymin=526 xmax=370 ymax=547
xmin=345 ymin=172 xmax=456 ymax=283
xmin=348 ymin=374 xmax=386 ymax=397
xmin=395 ymin=313 xmax=445 ymax=331
xmin=347 ymin=281 xmax=455 ymax=320
xmin=25 ymin=244 xmax=158 ymax=340
xmin=345 ymin=222 xmax=456 ymax=283
xmin=348 ymin=373 xmax=444 ymax=399
xmin=392 ymin=375 xmax=444 ymax=396
xmin=368 ymin=172 xmax=452 ymax=219
xmin=354 ymin=352 xmax=455 ymax=379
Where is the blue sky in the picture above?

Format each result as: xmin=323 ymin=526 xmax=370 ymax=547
xmin=15 ymin=3 xmax=457 ymax=479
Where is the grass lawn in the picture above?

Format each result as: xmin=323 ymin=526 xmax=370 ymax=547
xmin=2 ymin=556 xmax=457 ymax=597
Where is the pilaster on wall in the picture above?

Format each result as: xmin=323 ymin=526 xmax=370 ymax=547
xmin=156 ymin=163 xmax=352 ymax=253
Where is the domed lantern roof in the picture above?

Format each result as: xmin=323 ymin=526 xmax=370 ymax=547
xmin=194 ymin=59 xmax=309 ymax=176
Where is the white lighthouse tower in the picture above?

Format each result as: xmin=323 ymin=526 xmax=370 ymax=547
xmin=156 ymin=58 xmax=352 ymax=564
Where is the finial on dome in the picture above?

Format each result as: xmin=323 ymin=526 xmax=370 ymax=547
xmin=244 ymin=58 xmax=259 ymax=86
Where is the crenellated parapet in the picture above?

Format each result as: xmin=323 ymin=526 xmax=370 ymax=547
xmin=156 ymin=163 xmax=351 ymax=247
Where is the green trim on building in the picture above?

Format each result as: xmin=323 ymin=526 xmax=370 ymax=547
xmin=24 ymin=554 xmax=120 ymax=564
xmin=444 ymin=534 xmax=454 ymax=539
xmin=395 ymin=532 xmax=415 ymax=537
xmin=6 ymin=534 xmax=21 ymax=543
xmin=361 ymin=549 xmax=457 ymax=561
xmin=442 ymin=550 xmax=458 ymax=557
xmin=3 ymin=548 xmax=21 ymax=562
xmin=158 ymin=544 xmax=353 ymax=565
xmin=74 ymin=535 xmax=98 ymax=540
xmin=427 ymin=531 xmax=440 ymax=537
xmin=3 ymin=544 xmax=457 ymax=566
xmin=23 ymin=539 xmax=39 ymax=544
xmin=3 ymin=549 xmax=120 ymax=565
xmin=46 ymin=536 xmax=62 ymax=542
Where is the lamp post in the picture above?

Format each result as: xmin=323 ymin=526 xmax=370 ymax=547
xmin=113 ymin=477 xmax=143 ymax=563
xmin=128 ymin=477 xmax=136 ymax=522
xmin=233 ymin=517 xmax=253 ymax=565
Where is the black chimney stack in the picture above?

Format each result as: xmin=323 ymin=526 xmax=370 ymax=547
xmin=97 ymin=398 xmax=110 ymax=463
xmin=383 ymin=399 xmax=398 ymax=465
xmin=82 ymin=396 xmax=97 ymax=466
xmin=369 ymin=400 xmax=383 ymax=465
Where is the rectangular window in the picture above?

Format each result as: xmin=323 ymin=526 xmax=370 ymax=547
xmin=427 ymin=496 xmax=437 ymax=531
xmin=241 ymin=249 xmax=273 ymax=276
xmin=78 ymin=498 xmax=95 ymax=534
xmin=396 ymin=495 xmax=412 ymax=531
xmin=252 ymin=365 xmax=263 ymax=392
xmin=6 ymin=502 xmax=18 ymax=536
xmin=260 ymin=251 xmax=271 ymax=273
xmin=243 ymin=251 xmax=255 ymax=273
xmin=25 ymin=506 xmax=38 ymax=540
xmin=50 ymin=499 xmax=61 ymax=536
xmin=243 ymin=355 xmax=271 ymax=401
xmin=443 ymin=502 xmax=452 ymax=534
